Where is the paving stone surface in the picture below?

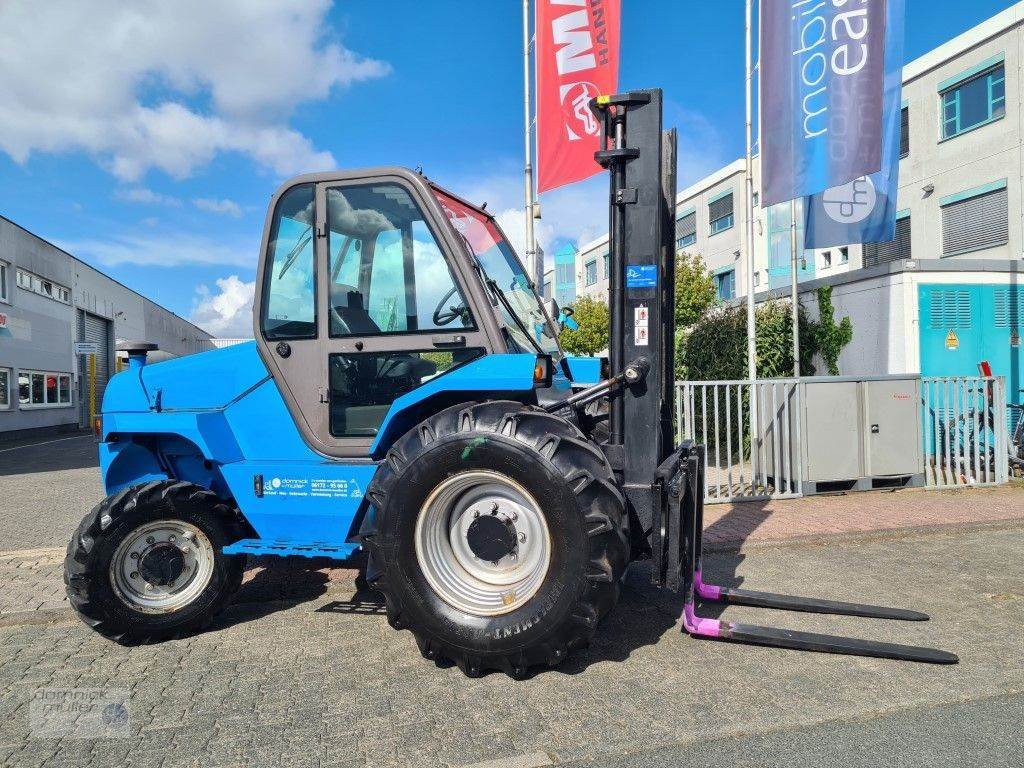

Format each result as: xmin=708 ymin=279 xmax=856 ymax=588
xmin=0 ymin=524 xmax=1021 ymax=767
xmin=2 ymin=436 xmax=1023 ymax=766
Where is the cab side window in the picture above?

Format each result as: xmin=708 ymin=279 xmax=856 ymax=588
xmin=327 ymin=184 xmax=473 ymax=337
xmin=261 ymin=184 xmax=316 ymax=339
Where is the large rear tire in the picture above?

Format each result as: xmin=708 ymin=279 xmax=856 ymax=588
xmin=361 ymin=401 xmax=628 ymax=678
xmin=64 ymin=480 xmax=246 ymax=644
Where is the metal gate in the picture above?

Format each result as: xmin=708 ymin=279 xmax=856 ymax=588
xmin=78 ymin=311 xmax=111 ymax=426
xmin=921 ymin=376 xmax=1009 ymax=487
xmin=676 ymin=379 xmax=803 ymax=503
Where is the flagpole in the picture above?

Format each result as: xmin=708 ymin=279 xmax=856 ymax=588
xmin=744 ymin=0 xmax=761 ymax=473
xmin=522 ymin=0 xmax=538 ymax=285
xmin=789 ymin=201 xmax=800 ymax=376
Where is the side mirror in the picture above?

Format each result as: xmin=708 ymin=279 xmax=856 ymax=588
xmin=557 ymin=306 xmax=579 ymax=332
xmin=543 ymin=298 xmax=560 ymax=320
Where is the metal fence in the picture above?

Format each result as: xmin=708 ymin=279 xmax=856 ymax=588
xmin=676 ymin=380 xmax=802 ymax=504
xmin=920 ymin=376 xmax=1008 ymax=488
xmin=677 ymin=375 xmax=1011 ymax=503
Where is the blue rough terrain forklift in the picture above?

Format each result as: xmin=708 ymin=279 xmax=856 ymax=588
xmin=65 ymin=90 xmax=956 ymax=677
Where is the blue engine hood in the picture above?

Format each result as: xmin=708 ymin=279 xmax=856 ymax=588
xmin=142 ymin=342 xmax=269 ymax=410
xmin=103 ymin=342 xmax=270 ymax=414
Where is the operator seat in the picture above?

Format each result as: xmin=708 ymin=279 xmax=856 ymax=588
xmin=331 ymin=284 xmax=381 ymax=335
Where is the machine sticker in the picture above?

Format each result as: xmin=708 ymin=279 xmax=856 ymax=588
xmin=626 ymin=265 xmax=657 ymax=288
xmin=263 ymin=477 xmax=364 ymax=499
xmin=945 ymin=329 xmax=959 ymax=351
xmin=1012 ymin=328 xmax=1020 ymax=348
xmin=634 ymin=304 xmax=649 ymax=346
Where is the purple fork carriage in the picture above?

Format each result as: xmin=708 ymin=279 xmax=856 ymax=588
xmin=654 ymin=442 xmax=959 ymax=664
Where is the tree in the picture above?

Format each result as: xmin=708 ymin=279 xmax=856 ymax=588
xmin=559 ymin=295 xmax=609 ymax=356
xmin=674 ymin=251 xmax=717 ymax=378
xmin=675 ymin=251 xmax=717 ymax=328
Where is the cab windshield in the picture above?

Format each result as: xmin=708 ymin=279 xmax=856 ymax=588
xmin=431 ymin=186 xmax=560 ymax=357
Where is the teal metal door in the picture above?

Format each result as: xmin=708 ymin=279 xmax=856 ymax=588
xmin=919 ymin=283 xmax=1023 ymax=423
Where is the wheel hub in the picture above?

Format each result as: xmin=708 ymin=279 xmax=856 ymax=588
xmin=415 ymin=470 xmax=551 ymax=617
xmin=466 ymin=513 xmax=518 ymax=562
xmin=138 ymin=545 xmax=186 ymax=587
xmin=109 ymin=520 xmax=215 ymax=614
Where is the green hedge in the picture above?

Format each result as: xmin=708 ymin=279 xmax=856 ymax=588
xmin=682 ymin=286 xmax=853 ymax=381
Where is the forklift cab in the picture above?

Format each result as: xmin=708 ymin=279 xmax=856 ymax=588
xmin=254 ymin=168 xmax=561 ymax=458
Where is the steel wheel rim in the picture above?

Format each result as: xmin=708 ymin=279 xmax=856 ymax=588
xmin=109 ymin=520 xmax=215 ymax=614
xmin=415 ymin=470 xmax=551 ymax=617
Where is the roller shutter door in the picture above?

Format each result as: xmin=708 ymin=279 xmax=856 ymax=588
xmin=78 ymin=311 xmax=111 ymax=424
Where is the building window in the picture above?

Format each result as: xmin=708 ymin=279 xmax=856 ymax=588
xmin=15 ymin=268 xmax=71 ymax=304
xmin=0 ymin=368 xmax=9 ymax=409
xmin=899 ymin=106 xmax=910 ymax=158
xmin=839 ymin=246 xmax=849 ymax=264
xmin=17 ymin=370 xmax=73 ymax=408
xmin=602 ymin=251 xmax=610 ymax=279
xmin=0 ymin=261 xmax=8 ymax=303
xmin=675 ymin=210 xmax=697 ymax=249
xmin=822 ymin=250 xmax=832 ymax=269
xmin=585 ymin=260 xmax=598 ymax=286
xmin=714 ymin=269 xmax=735 ymax=301
xmin=753 ymin=271 xmax=761 ymax=287
xmin=864 ymin=215 xmax=912 ymax=266
xmin=941 ymin=182 xmax=1008 ymax=256
xmin=708 ymin=192 xmax=734 ymax=235
xmin=940 ymin=63 xmax=1005 ymax=140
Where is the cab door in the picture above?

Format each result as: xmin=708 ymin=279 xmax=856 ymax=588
xmin=255 ymin=170 xmax=500 ymax=459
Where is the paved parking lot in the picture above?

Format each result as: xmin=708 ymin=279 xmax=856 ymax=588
xmin=1 ymin=435 xmax=1022 ymax=767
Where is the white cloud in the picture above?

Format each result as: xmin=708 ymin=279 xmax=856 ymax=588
xmin=116 ymin=187 xmax=181 ymax=206
xmin=0 ymin=0 xmax=388 ymax=180
xmin=448 ymin=168 xmax=608 ymax=268
xmin=194 ymin=197 xmax=243 ymax=218
xmin=190 ymin=275 xmax=255 ymax=338
xmin=63 ymin=231 xmax=253 ymax=268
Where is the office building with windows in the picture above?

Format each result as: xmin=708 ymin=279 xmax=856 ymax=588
xmin=575 ymin=3 xmax=1024 ymax=396
xmin=0 ymin=216 xmax=214 ymax=440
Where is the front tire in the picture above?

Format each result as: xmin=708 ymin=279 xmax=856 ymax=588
xmin=361 ymin=401 xmax=629 ymax=678
xmin=64 ymin=480 xmax=246 ymax=644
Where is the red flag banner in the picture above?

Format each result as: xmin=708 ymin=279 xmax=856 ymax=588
xmin=536 ymin=0 xmax=620 ymax=193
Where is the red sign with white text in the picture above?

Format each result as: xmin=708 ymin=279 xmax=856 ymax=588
xmin=536 ymin=0 xmax=620 ymax=193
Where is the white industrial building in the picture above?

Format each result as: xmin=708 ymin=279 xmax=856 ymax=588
xmin=575 ymin=3 xmax=1024 ymax=395
xmin=0 ymin=216 xmax=214 ymax=441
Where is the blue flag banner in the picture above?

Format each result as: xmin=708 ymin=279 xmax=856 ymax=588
xmin=761 ymin=0 xmax=888 ymax=207
xmin=805 ymin=0 xmax=905 ymax=248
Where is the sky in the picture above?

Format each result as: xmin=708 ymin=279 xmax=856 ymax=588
xmin=0 ymin=0 xmax=1018 ymax=337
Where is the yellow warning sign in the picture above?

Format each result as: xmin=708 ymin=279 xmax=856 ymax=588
xmin=945 ymin=329 xmax=959 ymax=351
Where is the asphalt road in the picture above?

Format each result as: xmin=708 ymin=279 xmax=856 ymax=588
xmin=561 ymin=693 xmax=1024 ymax=768
xmin=0 ymin=434 xmax=101 ymax=551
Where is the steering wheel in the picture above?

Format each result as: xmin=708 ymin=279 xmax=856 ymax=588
xmin=432 ymin=286 xmax=464 ymax=326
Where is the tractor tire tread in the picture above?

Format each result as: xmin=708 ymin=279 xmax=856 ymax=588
xmin=64 ymin=480 xmax=246 ymax=644
xmin=363 ymin=400 xmax=628 ymax=678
